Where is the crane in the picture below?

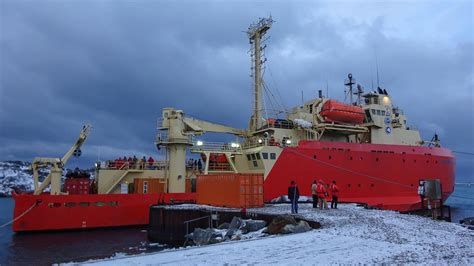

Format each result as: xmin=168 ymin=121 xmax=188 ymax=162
xmin=33 ymin=124 xmax=92 ymax=195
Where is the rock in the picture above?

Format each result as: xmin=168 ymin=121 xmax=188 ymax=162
xmin=191 ymin=228 xmax=214 ymax=245
xmin=231 ymin=234 xmax=242 ymax=241
xmin=243 ymin=219 xmax=267 ymax=232
xmin=282 ymin=220 xmax=312 ymax=234
xmin=217 ymin=222 xmax=230 ymax=230
xmin=228 ymin=216 xmax=243 ymax=230
xmin=267 ymin=214 xmax=297 ymax=235
xmin=460 ymin=217 xmax=474 ymax=225
xmin=209 ymin=236 xmax=224 ymax=244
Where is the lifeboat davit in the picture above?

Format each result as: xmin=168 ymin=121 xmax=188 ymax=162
xmin=320 ymin=100 xmax=365 ymax=124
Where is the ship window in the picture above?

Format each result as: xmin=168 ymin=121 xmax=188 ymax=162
xmin=371 ymin=109 xmax=376 ymax=115
xmin=262 ymin=152 xmax=268 ymax=159
xmin=143 ymin=181 xmax=148 ymax=194
xmin=94 ymin=202 xmax=106 ymax=207
xmin=374 ymin=97 xmax=379 ymax=104
xmin=48 ymin=203 xmax=61 ymax=208
xmin=358 ymin=184 xmax=361 ymax=188
xmin=402 ymin=159 xmax=406 ymax=163
xmin=328 ymin=156 xmax=332 ymax=160
xmin=375 ymin=158 xmax=379 ymax=162
xmin=64 ymin=202 xmax=76 ymax=207
xmin=360 ymin=157 xmax=363 ymax=160
xmin=381 ymin=110 xmax=386 ymax=116
xmin=376 ymin=110 xmax=381 ymax=115
xmin=364 ymin=110 xmax=373 ymax=123
xmin=256 ymin=153 xmax=261 ymax=160
xmin=313 ymin=155 xmax=317 ymax=159
xmin=79 ymin=202 xmax=90 ymax=207
xmin=251 ymin=154 xmax=257 ymax=160
xmin=348 ymin=184 xmax=351 ymax=188
xmin=371 ymin=184 xmax=374 ymax=187
xmin=309 ymin=105 xmax=313 ymax=113
xmin=246 ymin=154 xmax=251 ymax=161
xmin=109 ymin=201 xmax=119 ymax=206
xmin=252 ymin=160 xmax=258 ymax=167
xmin=350 ymin=156 xmax=353 ymax=160
xmin=270 ymin=153 xmax=276 ymax=160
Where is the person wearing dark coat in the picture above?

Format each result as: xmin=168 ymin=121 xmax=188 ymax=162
xmin=288 ymin=180 xmax=300 ymax=214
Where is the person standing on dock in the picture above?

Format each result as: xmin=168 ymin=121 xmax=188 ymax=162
xmin=330 ymin=180 xmax=339 ymax=209
xmin=317 ymin=180 xmax=328 ymax=210
xmin=288 ymin=181 xmax=300 ymax=214
xmin=311 ymin=180 xmax=318 ymax=208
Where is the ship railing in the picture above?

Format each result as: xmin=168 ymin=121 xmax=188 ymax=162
xmin=155 ymin=132 xmax=193 ymax=145
xmin=190 ymin=141 xmax=242 ymax=153
xmin=101 ymin=160 xmax=168 ymax=170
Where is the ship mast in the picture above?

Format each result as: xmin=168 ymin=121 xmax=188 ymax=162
xmin=247 ymin=17 xmax=273 ymax=132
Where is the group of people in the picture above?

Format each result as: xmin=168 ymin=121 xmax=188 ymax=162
xmin=111 ymin=156 xmax=156 ymax=169
xmin=287 ymin=179 xmax=339 ymax=214
xmin=187 ymin=158 xmax=203 ymax=171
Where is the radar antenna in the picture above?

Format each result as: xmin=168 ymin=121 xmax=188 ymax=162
xmin=344 ymin=73 xmax=356 ymax=104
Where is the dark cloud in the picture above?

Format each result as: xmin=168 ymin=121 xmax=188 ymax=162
xmin=1 ymin=0 xmax=472 ymax=181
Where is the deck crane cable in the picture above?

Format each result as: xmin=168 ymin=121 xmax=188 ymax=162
xmin=287 ymin=149 xmax=417 ymax=189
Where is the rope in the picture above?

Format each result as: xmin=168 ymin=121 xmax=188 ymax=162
xmin=286 ymin=149 xmax=415 ymax=189
xmin=453 ymin=151 xmax=474 ymax=156
xmin=0 ymin=201 xmax=38 ymax=228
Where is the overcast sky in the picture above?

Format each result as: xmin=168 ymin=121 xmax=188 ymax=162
xmin=1 ymin=0 xmax=473 ymax=181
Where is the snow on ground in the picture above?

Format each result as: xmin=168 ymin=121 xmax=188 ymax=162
xmin=73 ymin=204 xmax=474 ymax=265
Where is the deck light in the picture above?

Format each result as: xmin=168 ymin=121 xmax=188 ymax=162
xmin=231 ymin=143 xmax=240 ymax=148
xmin=196 ymin=140 xmax=204 ymax=146
xmin=286 ymin=139 xmax=292 ymax=145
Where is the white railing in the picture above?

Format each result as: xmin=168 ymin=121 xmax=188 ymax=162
xmin=190 ymin=141 xmax=242 ymax=153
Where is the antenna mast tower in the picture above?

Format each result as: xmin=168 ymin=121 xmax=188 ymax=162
xmin=247 ymin=17 xmax=273 ymax=132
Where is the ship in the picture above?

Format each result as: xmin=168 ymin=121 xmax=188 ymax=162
xmin=12 ymin=17 xmax=455 ymax=232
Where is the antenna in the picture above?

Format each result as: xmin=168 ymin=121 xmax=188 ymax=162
xmin=301 ymin=90 xmax=304 ymax=106
xmin=326 ymin=79 xmax=329 ymax=98
xmin=344 ymin=73 xmax=355 ymax=104
xmin=374 ymin=47 xmax=380 ymax=88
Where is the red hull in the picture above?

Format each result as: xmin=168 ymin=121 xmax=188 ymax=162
xmin=264 ymin=141 xmax=455 ymax=212
xmin=12 ymin=193 xmax=196 ymax=232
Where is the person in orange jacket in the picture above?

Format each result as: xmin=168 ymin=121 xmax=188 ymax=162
xmin=316 ymin=180 xmax=328 ymax=210
xmin=330 ymin=180 xmax=339 ymax=209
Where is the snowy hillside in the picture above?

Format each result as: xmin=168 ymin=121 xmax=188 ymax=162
xmin=0 ymin=161 xmax=35 ymax=196
xmin=0 ymin=161 xmax=94 ymax=196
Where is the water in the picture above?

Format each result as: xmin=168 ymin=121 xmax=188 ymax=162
xmin=445 ymin=183 xmax=474 ymax=223
xmin=1 ymin=184 xmax=473 ymax=265
xmin=0 ymin=198 xmax=165 ymax=266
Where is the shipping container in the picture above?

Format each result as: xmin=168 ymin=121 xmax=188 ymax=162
xmin=134 ymin=178 xmax=166 ymax=194
xmin=64 ymin=178 xmax=90 ymax=195
xmin=196 ymin=174 xmax=264 ymax=208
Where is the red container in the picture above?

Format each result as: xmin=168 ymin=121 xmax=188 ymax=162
xmin=196 ymin=174 xmax=264 ymax=208
xmin=65 ymin=178 xmax=90 ymax=195
xmin=320 ymin=100 xmax=365 ymax=124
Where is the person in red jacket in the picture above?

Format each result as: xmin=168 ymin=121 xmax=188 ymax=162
xmin=147 ymin=156 xmax=155 ymax=169
xmin=329 ymin=180 xmax=339 ymax=209
xmin=316 ymin=180 xmax=328 ymax=210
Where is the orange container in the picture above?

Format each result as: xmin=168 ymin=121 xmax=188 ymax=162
xmin=196 ymin=174 xmax=264 ymax=208
xmin=134 ymin=178 xmax=166 ymax=194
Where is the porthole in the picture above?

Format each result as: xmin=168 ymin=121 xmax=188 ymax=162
xmin=328 ymin=156 xmax=332 ymax=160
xmin=375 ymin=158 xmax=379 ymax=162
xmin=358 ymin=184 xmax=361 ymax=188
xmin=349 ymin=156 xmax=353 ymax=160
xmin=313 ymin=155 xmax=317 ymax=159
xmin=371 ymin=184 xmax=374 ymax=188
xmin=348 ymin=184 xmax=351 ymax=188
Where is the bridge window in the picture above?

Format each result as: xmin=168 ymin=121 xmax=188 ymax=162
xmin=64 ymin=202 xmax=76 ymax=207
xmin=256 ymin=153 xmax=261 ymax=160
xmin=252 ymin=161 xmax=258 ymax=167
xmin=262 ymin=152 xmax=268 ymax=160
xmin=251 ymin=154 xmax=257 ymax=160
xmin=143 ymin=181 xmax=148 ymax=194
xmin=246 ymin=154 xmax=251 ymax=161
xmin=270 ymin=153 xmax=276 ymax=160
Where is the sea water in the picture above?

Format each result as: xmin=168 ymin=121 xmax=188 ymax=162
xmin=0 ymin=184 xmax=473 ymax=265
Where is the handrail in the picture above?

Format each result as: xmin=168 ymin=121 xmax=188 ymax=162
xmin=102 ymin=160 xmax=168 ymax=170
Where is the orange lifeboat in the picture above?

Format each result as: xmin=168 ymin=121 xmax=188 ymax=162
xmin=320 ymin=100 xmax=365 ymax=124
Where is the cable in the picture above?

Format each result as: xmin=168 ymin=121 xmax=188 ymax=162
xmin=0 ymin=201 xmax=38 ymax=228
xmin=286 ymin=149 xmax=415 ymax=189
xmin=453 ymin=151 xmax=474 ymax=156
xmin=449 ymin=195 xmax=474 ymax=201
